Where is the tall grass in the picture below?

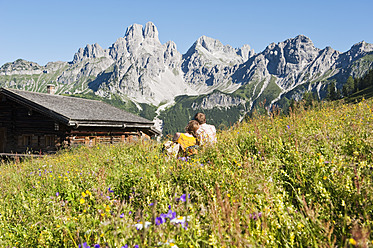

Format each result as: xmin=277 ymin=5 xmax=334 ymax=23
xmin=1 ymin=99 xmax=373 ymax=247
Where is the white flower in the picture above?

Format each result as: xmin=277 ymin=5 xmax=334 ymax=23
xmin=170 ymin=216 xmax=191 ymax=224
xmin=158 ymin=239 xmax=179 ymax=247
xmin=134 ymin=221 xmax=152 ymax=230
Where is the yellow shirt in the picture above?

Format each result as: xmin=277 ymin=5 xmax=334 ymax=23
xmin=176 ymin=133 xmax=196 ymax=151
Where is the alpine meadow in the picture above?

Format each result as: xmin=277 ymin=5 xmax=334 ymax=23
xmin=1 ymin=96 xmax=373 ymax=247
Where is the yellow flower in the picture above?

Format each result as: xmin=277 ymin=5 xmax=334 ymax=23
xmin=82 ymin=192 xmax=86 ymax=198
xmin=86 ymin=190 xmax=91 ymax=196
xmin=349 ymin=238 xmax=357 ymax=246
xmin=227 ymin=194 xmax=231 ymax=198
xmin=80 ymin=198 xmax=85 ymax=204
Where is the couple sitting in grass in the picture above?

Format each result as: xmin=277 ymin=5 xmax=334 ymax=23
xmin=166 ymin=113 xmax=217 ymax=157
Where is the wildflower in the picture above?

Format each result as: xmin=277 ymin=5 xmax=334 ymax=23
xmin=86 ymin=190 xmax=91 ymax=196
xmin=155 ymin=214 xmax=167 ymax=225
xmin=78 ymin=243 xmax=90 ymax=248
xmin=178 ymin=194 xmax=190 ymax=202
xmin=94 ymin=245 xmax=100 ymax=248
xmin=171 ymin=216 xmax=188 ymax=224
xmin=135 ymin=221 xmax=152 ymax=230
xmin=108 ymin=188 xmax=114 ymax=193
xmin=56 ymin=192 xmax=59 ymax=197
xmin=165 ymin=209 xmax=177 ymax=220
xmin=149 ymin=202 xmax=154 ymax=206
xmin=80 ymin=198 xmax=85 ymax=204
xmin=158 ymin=239 xmax=179 ymax=247
xmin=82 ymin=192 xmax=87 ymax=198
xmin=349 ymin=238 xmax=357 ymax=246
xmin=121 ymin=246 xmax=128 ymax=248
xmin=134 ymin=245 xmax=139 ymax=248
xmin=120 ymin=213 xmax=125 ymax=218
xmin=170 ymin=216 xmax=191 ymax=229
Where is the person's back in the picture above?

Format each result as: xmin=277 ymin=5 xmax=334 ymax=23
xmin=196 ymin=123 xmax=217 ymax=145
xmin=172 ymin=120 xmax=200 ymax=156
xmin=194 ymin=112 xmax=217 ymax=146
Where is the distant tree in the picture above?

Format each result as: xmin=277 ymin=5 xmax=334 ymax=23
xmin=302 ymin=91 xmax=320 ymax=110
xmin=359 ymin=69 xmax=373 ymax=89
xmin=327 ymin=82 xmax=338 ymax=101
xmin=289 ymin=98 xmax=296 ymax=112
xmin=342 ymin=76 xmax=355 ymax=96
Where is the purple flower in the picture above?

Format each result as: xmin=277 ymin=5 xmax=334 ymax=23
xmin=120 ymin=213 xmax=125 ymax=218
xmin=108 ymin=188 xmax=114 ymax=193
xmin=168 ymin=205 xmax=171 ymax=210
xmin=79 ymin=243 xmax=90 ymax=248
xmin=155 ymin=216 xmax=166 ymax=225
xmin=121 ymin=245 xmax=128 ymax=248
xmin=129 ymin=211 xmax=132 ymax=215
xmin=166 ymin=209 xmax=176 ymax=220
xmin=94 ymin=245 xmax=100 ymax=248
xmin=134 ymin=245 xmax=139 ymax=248
xmin=178 ymin=194 xmax=191 ymax=202
xmin=106 ymin=196 xmax=110 ymax=200
xmin=179 ymin=157 xmax=188 ymax=162
xmin=149 ymin=202 xmax=154 ymax=206
xmin=179 ymin=194 xmax=187 ymax=202
xmin=56 ymin=192 xmax=59 ymax=197
xmin=287 ymin=125 xmax=290 ymax=129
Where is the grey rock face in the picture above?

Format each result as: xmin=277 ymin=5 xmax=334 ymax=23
xmin=181 ymin=35 xmax=254 ymax=93
xmin=95 ymin=21 xmax=195 ymax=104
xmin=191 ymin=91 xmax=246 ymax=110
xmin=73 ymin=43 xmax=110 ymax=63
xmin=0 ymin=59 xmax=43 ymax=75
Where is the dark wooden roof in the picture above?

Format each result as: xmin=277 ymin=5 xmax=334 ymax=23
xmin=0 ymin=88 xmax=161 ymax=135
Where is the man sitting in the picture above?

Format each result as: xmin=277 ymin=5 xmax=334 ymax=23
xmin=194 ymin=112 xmax=217 ymax=146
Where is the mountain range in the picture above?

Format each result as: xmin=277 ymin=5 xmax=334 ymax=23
xmin=1 ymin=22 xmax=373 ymax=134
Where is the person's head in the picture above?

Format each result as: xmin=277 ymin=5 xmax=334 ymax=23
xmin=185 ymin=120 xmax=200 ymax=136
xmin=194 ymin=112 xmax=206 ymax=124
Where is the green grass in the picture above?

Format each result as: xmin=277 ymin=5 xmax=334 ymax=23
xmin=1 ymin=98 xmax=373 ymax=247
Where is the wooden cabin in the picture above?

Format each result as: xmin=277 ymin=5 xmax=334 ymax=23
xmin=0 ymin=87 xmax=161 ymax=154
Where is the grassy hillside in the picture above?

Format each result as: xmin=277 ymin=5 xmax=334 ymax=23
xmin=1 ymin=98 xmax=373 ymax=247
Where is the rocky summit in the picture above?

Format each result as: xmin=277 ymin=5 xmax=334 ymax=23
xmin=1 ymin=22 xmax=373 ymax=134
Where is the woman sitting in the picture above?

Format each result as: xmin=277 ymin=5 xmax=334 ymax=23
xmin=172 ymin=120 xmax=200 ymax=156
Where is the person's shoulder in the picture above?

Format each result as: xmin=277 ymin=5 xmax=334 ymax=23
xmin=207 ymin=124 xmax=216 ymax=131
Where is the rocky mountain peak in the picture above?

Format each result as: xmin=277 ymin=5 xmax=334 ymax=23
xmin=143 ymin=21 xmax=159 ymax=40
xmin=73 ymin=43 xmax=107 ymax=63
xmin=349 ymin=40 xmax=373 ymax=55
xmin=238 ymin=44 xmax=255 ymax=61
xmin=124 ymin=23 xmax=144 ymax=41
xmin=195 ymin=35 xmax=225 ymax=53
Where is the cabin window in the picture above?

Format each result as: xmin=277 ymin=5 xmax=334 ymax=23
xmin=22 ymin=135 xmax=32 ymax=146
xmin=54 ymin=123 xmax=59 ymax=131
xmin=45 ymin=135 xmax=55 ymax=147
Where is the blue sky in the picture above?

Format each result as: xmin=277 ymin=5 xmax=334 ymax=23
xmin=1 ymin=0 xmax=372 ymax=66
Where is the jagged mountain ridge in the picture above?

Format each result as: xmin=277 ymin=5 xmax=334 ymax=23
xmin=1 ymin=22 xmax=373 ymax=134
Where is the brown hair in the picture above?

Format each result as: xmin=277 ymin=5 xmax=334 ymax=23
xmin=185 ymin=120 xmax=200 ymax=137
xmin=194 ymin=112 xmax=206 ymax=124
